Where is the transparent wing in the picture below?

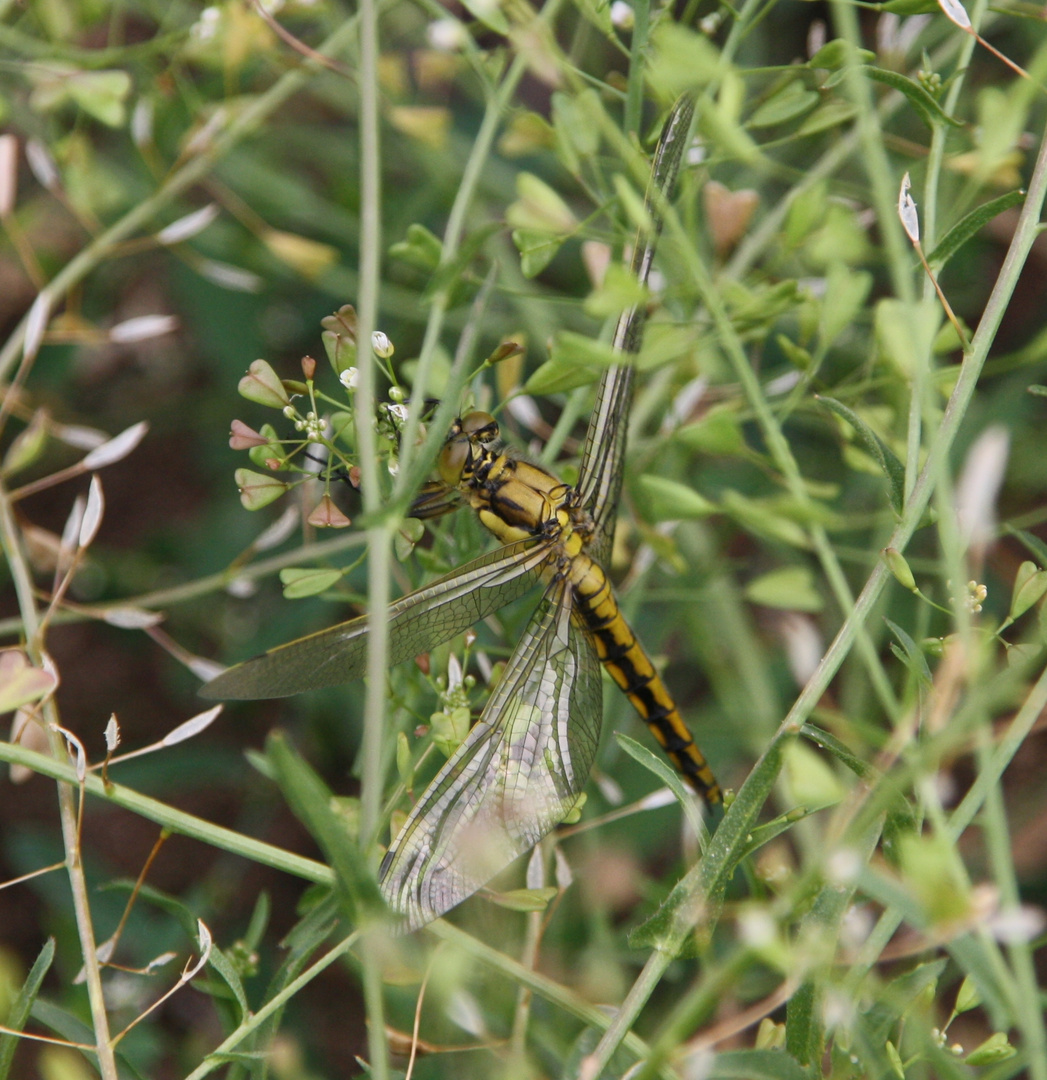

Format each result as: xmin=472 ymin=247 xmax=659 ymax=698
xmin=379 ymin=582 xmax=602 ymax=931
xmin=201 ymin=539 xmax=551 ymax=700
xmin=577 ymin=97 xmax=695 ymax=566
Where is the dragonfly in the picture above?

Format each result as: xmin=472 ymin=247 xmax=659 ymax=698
xmin=202 ymin=96 xmax=720 ymax=931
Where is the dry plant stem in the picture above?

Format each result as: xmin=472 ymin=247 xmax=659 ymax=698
xmin=0 ymin=480 xmax=118 ymax=1079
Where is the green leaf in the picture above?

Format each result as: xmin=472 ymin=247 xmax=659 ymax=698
xmin=819 ymin=262 xmax=872 ymax=350
xmin=614 ymin=732 xmax=705 ymax=838
xmin=965 ymin=1033 xmax=1017 ymax=1066
xmin=781 ymin=741 xmax=845 ymax=806
xmin=551 ymin=90 xmax=601 ymax=175
xmin=807 ymin=40 xmax=875 ymax=69
xmin=885 ymin=617 xmax=933 ymax=688
xmin=1006 ymin=526 xmax=1047 ymax=567
xmin=612 ymin=173 xmax=653 ymax=234
xmin=279 ymin=567 xmax=344 ymax=598
xmin=786 ymin=982 xmax=821 ymax=1068
xmin=583 ymin=262 xmax=649 ymax=319
xmin=880 ymin=0 xmax=939 ymax=11
xmin=205 ymin=945 xmax=250 ymax=1021
xmin=458 ymin=0 xmax=508 ymax=34
xmin=487 ymin=886 xmax=559 ymax=912
xmin=674 ymin=408 xmax=745 ymax=455
xmin=388 ymin=222 xmax=443 ymax=271
xmin=648 ymin=23 xmax=723 ymax=97
xmin=553 ymin=331 xmax=621 ymax=369
xmin=795 ymin=101 xmax=858 ymax=137
xmin=776 ymin=334 xmax=813 ymax=371
xmin=749 ymin=82 xmax=820 ymax=128
xmin=0 ymin=938 xmax=54 ymax=1080
xmin=744 ymin=566 xmax=823 ymax=613
xmin=636 ymin=475 xmax=716 ymax=521
xmin=525 ymin=329 xmax=620 ymax=396
xmin=816 ymin=396 xmax=905 ymax=514
xmin=875 ymin=299 xmax=941 ymax=378
xmin=511 ymin=228 xmax=564 ymax=278
xmin=824 ymin=67 xmax=963 ymax=130
xmin=506 ymin=172 xmax=577 ymax=234
xmin=266 ymin=732 xmax=384 ymax=921
xmin=954 ymin=974 xmax=982 ymax=1014
xmin=927 ymin=190 xmax=1026 ymax=269
xmin=1009 ymin=561 xmax=1047 ymax=620
xmin=630 ymin=741 xmax=782 ymax=953
xmin=708 ymin=1048 xmax=810 ymax=1080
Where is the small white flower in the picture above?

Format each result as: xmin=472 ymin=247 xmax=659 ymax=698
xmin=610 ymin=1 xmax=634 ymax=29
xmin=987 ymin=903 xmax=1047 ymax=944
xmin=192 ymin=6 xmax=221 ymax=41
xmin=339 ymin=367 xmax=359 ymax=391
xmin=371 ymin=330 xmax=394 ymax=358
xmin=826 ymin=848 xmax=861 ymax=886
xmin=427 ymin=18 xmax=468 ymax=50
xmin=686 ymin=139 xmax=706 ymax=166
xmin=388 ymin=403 xmax=409 ymax=423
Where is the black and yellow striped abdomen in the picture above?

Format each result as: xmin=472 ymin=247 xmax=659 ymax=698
xmin=567 ymin=551 xmax=722 ymax=803
xmin=436 ymin=412 xmax=721 ymax=806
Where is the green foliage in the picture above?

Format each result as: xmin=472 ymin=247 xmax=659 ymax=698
xmin=1 ymin=0 xmax=1046 ymax=1077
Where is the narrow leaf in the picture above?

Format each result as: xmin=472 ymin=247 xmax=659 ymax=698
xmin=927 ymin=190 xmax=1025 ymax=269
xmin=0 ymin=938 xmax=55 ymax=1080
xmin=614 ymin=732 xmax=705 ymax=838
xmin=817 ymin=396 xmax=905 ymax=513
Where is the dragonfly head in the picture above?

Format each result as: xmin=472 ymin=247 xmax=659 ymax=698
xmin=437 ymin=411 xmax=499 ymax=486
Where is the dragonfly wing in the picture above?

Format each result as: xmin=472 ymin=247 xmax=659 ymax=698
xmin=201 ymin=539 xmax=551 ymax=700
xmin=379 ymin=582 xmax=602 ymax=931
xmin=577 ymin=98 xmax=694 ymax=566
xmin=577 ymin=364 xmax=634 ymax=567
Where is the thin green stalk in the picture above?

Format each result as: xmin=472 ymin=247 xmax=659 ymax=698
xmin=0 ymin=528 xmax=366 ymax=641
xmin=623 ymin=0 xmax=651 ymax=139
xmin=353 ymin=0 xmax=390 ymax=1070
xmin=0 ymin=481 xmax=118 ymax=1080
xmin=182 ymin=932 xmax=359 ymax=1080
xmin=0 ymin=742 xmax=334 ymax=883
xmin=428 ymin=922 xmax=679 ymax=1080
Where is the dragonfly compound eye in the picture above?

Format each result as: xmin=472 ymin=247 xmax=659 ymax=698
xmin=460 ymin=411 xmax=499 ymax=444
xmin=437 ymin=435 xmax=471 ymax=485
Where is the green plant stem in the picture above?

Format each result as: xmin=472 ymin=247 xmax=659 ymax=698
xmin=0 ymin=482 xmax=119 ymax=1080
xmin=428 ymin=922 xmax=679 ymax=1080
xmin=182 ymin=932 xmax=360 ymax=1080
xmin=623 ymin=0 xmax=651 ymax=139
xmin=0 ymin=528 xmax=368 ymax=641
xmin=0 ymin=742 xmax=334 ymax=882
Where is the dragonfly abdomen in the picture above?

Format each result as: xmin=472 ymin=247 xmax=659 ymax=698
xmin=569 ymin=554 xmax=722 ymax=805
